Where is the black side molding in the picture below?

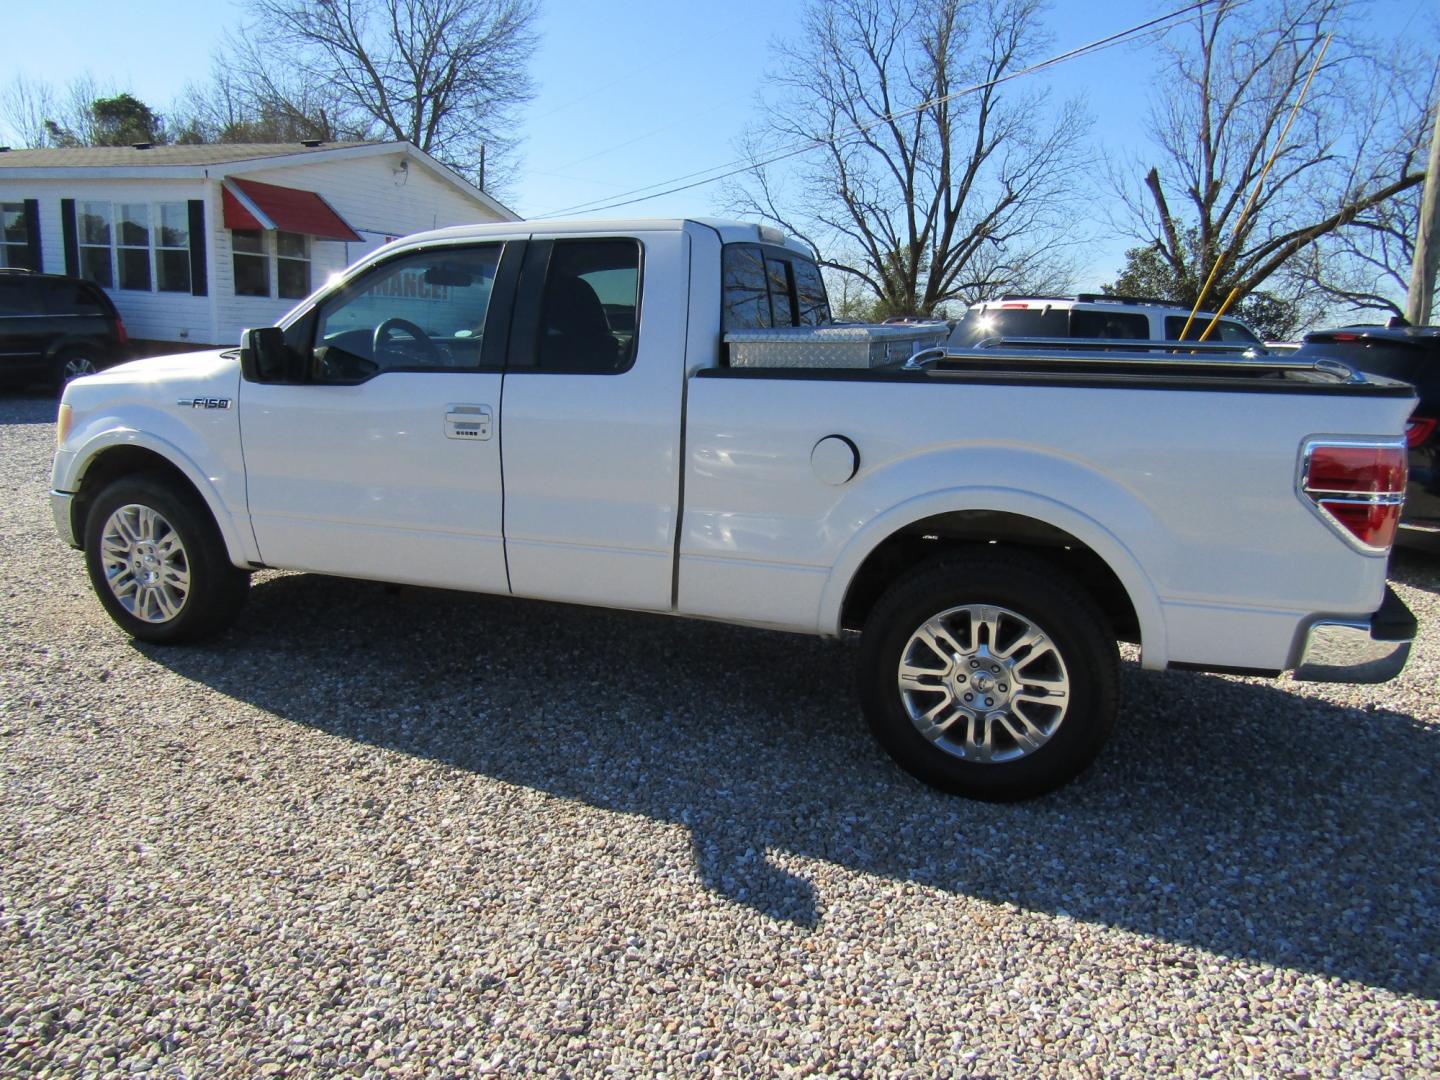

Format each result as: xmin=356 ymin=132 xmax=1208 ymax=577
xmin=1166 ymin=662 xmax=1284 ymax=679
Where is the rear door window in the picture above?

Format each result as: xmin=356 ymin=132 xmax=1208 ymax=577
xmin=1071 ymin=310 xmax=1149 ymax=339
xmin=535 ymin=239 xmax=641 ymax=374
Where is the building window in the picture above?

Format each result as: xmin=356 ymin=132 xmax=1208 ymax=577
xmin=276 ymin=231 xmax=310 ymax=299
xmin=74 ymin=200 xmax=193 ymax=293
xmin=233 ymin=230 xmax=269 ymax=297
xmin=1 ymin=202 xmax=30 ymax=268
xmin=156 ymin=202 xmax=191 ymax=293
xmin=79 ymin=201 xmax=115 ymax=288
xmin=117 ymin=203 xmax=152 ymax=291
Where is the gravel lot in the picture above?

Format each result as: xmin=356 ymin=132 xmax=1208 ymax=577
xmin=1 ymin=387 xmax=1437 ymax=1077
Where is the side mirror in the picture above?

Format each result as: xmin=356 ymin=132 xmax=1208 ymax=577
xmin=240 ymin=326 xmax=289 ymax=383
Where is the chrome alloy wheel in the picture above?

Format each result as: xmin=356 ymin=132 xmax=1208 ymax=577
xmin=99 ymin=504 xmax=191 ymax=623
xmin=61 ymin=355 xmax=98 ymax=380
xmin=897 ymin=604 xmax=1070 ymax=763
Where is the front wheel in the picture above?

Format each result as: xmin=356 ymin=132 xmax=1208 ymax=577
xmin=54 ymin=349 xmax=100 ymax=388
xmin=858 ymin=551 xmax=1119 ymax=800
xmin=83 ymin=475 xmax=250 ymax=643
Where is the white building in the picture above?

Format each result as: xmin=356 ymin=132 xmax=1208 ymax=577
xmin=0 ymin=140 xmax=518 ymax=347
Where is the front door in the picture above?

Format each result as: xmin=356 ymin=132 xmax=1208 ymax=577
xmin=241 ymin=242 xmax=515 ymax=594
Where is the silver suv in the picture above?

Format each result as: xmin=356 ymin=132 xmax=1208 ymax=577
xmin=949 ymin=294 xmax=1261 ymax=349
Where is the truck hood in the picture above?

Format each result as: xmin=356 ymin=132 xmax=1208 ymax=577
xmin=95 ymin=348 xmax=239 ymax=382
xmin=63 ymin=348 xmax=242 ymax=416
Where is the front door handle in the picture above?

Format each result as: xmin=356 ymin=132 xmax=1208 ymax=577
xmin=444 ymin=404 xmax=493 ymax=441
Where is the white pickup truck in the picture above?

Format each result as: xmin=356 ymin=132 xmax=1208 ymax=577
xmin=50 ymin=218 xmax=1418 ymax=800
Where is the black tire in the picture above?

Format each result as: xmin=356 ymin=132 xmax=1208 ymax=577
xmin=54 ymin=348 xmax=101 ymax=389
xmin=858 ymin=550 xmax=1119 ymax=801
xmin=83 ymin=474 xmax=250 ymax=644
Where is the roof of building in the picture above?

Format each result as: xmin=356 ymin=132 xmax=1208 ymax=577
xmin=0 ymin=139 xmax=519 ymax=222
xmin=0 ymin=141 xmax=381 ymax=168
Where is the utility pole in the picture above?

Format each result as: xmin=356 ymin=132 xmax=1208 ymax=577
xmin=1406 ymin=84 xmax=1440 ymax=325
xmin=478 ymin=144 xmax=486 ymax=193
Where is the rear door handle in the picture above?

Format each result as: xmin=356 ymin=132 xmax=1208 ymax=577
xmin=444 ymin=404 xmax=493 ymax=441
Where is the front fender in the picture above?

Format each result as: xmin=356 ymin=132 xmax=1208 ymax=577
xmin=58 ymin=422 xmax=258 ymax=568
xmin=818 ymin=484 xmax=1169 ymax=669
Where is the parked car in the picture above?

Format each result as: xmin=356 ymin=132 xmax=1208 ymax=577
xmin=50 ymin=219 xmax=1416 ymax=801
xmin=1295 ymin=323 xmax=1438 ymax=549
xmin=0 ymin=268 xmax=127 ymax=388
xmin=949 ymin=294 xmax=1261 ymax=349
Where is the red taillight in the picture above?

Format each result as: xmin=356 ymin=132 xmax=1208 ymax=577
xmin=1408 ymin=416 xmax=1436 ymax=448
xmin=1300 ymin=441 xmax=1407 ymax=551
xmin=1305 ymin=445 xmax=1407 ymax=494
xmin=114 ymin=316 xmax=128 ymax=345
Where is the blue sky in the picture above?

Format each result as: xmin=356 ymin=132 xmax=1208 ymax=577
xmin=4 ymin=0 xmax=1436 ymax=288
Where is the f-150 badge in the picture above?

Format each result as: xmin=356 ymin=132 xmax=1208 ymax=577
xmin=177 ymin=397 xmax=233 ymax=409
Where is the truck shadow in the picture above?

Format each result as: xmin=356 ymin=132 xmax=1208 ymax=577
xmin=143 ymin=571 xmax=1440 ymax=999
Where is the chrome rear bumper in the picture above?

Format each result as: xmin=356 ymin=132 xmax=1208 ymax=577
xmin=1293 ymin=586 xmax=1416 ymax=683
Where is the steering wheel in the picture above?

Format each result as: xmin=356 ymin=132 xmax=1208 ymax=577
xmin=373 ymin=317 xmax=444 ymax=363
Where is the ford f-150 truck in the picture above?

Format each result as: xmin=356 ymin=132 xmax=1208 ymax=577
xmin=50 ymin=218 xmax=1418 ymax=800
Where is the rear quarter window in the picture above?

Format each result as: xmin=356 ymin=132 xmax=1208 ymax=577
xmin=37 ymin=279 xmax=110 ymax=315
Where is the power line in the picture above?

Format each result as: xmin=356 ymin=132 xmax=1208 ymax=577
xmin=538 ymin=0 xmax=1231 ymax=219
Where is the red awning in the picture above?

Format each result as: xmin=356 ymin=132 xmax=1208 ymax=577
xmin=221 ymin=177 xmax=362 ymax=242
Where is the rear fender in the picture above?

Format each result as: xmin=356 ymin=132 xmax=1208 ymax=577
xmin=820 ymin=483 xmax=1168 ymax=669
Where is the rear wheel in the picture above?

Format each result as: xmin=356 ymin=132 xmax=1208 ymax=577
xmin=858 ymin=551 xmax=1119 ymax=800
xmin=83 ymin=475 xmax=249 ymax=643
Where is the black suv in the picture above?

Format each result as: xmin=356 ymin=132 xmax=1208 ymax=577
xmin=0 ymin=269 xmax=128 ymax=388
xmin=1295 ymin=323 xmax=1438 ymax=549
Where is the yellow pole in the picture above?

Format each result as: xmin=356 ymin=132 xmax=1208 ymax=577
xmin=1177 ymin=32 xmax=1332 ymax=341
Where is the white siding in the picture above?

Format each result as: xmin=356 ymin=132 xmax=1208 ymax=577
xmin=1 ymin=147 xmax=508 ymax=348
xmin=212 ymin=151 xmax=506 ymax=344
xmin=0 ymin=176 xmax=215 ymax=345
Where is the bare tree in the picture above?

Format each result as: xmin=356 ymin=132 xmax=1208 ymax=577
xmin=0 ymin=74 xmax=116 ymax=148
xmin=169 ymin=55 xmax=362 ymax=146
xmin=229 ymin=0 xmax=538 ymax=183
xmin=726 ymin=0 xmax=1087 ymax=317
xmin=1113 ymin=0 xmax=1431 ymax=321
xmin=1286 ymin=57 xmax=1440 ymax=318
xmin=0 ymin=76 xmax=58 ymax=147
xmin=1289 ymin=184 xmax=1422 ymax=317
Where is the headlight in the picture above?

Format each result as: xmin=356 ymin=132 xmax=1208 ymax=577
xmin=56 ymin=403 xmax=73 ymax=449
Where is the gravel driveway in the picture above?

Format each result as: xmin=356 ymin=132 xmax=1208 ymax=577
xmin=2 ymin=388 xmax=1437 ymax=1077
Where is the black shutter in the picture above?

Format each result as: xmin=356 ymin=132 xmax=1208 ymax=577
xmin=61 ymin=198 xmax=78 ymax=277
xmin=187 ymin=199 xmax=207 ymax=297
xmin=22 ymin=199 xmax=41 ymax=271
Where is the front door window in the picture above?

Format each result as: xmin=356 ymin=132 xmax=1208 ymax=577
xmin=313 ymin=246 xmax=501 ymax=382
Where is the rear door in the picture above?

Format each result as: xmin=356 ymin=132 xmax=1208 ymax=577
xmin=499 ymin=229 xmax=690 ymax=610
xmin=0 ymin=276 xmax=45 ymax=373
xmin=241 ymin=242 xmax=518 ymax=593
